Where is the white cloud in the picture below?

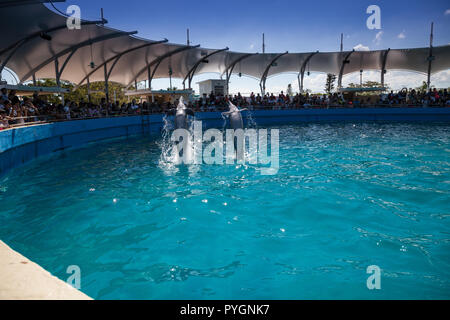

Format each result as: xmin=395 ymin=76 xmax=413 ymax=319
xmin=222 ymin=70 xmax=450 ymax=95
xmin=397 ymin=31 xmax=406 ymax=39
xmin=445 ymin=9 xmax=450 ymax=15
xmin=373 ymin=31 xmax=383 ymax=45
xmin=353 ymin=44 xmax=370 ymax=51
xmin=341 ymin=70 xmax=450 ymax=91
xmin=249 ymin=43 xmax=255 ymax=49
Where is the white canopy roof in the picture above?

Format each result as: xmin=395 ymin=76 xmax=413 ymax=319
xmin=1 ymin=1 xmax=449 ymax=89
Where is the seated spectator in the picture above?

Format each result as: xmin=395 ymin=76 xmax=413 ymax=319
xmin=1 ymin=88 xmax=8 ymax=101
xmin=0 ymin=113 xmax=10 ymax=130
xmin=23 ymin=97 xmax=39 ymax=121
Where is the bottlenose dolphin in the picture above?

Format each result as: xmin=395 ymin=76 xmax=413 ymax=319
xmin=221 ymin=101 xmax=247 ymax=130
xmin=167 ymin=97 xmax=195 ymax=129
xmin=222 ymin=101 xmax=248 ymax=157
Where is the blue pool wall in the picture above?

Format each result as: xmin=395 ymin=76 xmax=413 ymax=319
xmin=1 ymin=107 xmax=450 ymax=175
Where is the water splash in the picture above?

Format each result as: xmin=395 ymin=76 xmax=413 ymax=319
xmin=245 ymin=110 xmax=257 ymax=128
xmin=158 ymin=114 xmax=197 ymax=173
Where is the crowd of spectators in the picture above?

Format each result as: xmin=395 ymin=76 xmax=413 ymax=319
xmin=1 ymin=87 xmax=449 ymax=130
xmin=191 ymin=88 xmax=449 ymax=111
xmin=0 ymin=87 xmax=152 ymax=129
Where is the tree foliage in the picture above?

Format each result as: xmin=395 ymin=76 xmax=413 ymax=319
xmin=325 ymin=73 xmax=336 ymax=94
xmin=26 ymin=79 xmax=128 ymax=104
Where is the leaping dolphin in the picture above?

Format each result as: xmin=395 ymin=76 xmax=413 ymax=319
xmin=221 ymin=101 xmax=247 ymax=130
xmin=167 ymin=97 xmax=195 ymax=129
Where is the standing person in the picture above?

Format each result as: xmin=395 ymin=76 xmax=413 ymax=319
xmin=63 ymin=100 xmax=71 ymax=120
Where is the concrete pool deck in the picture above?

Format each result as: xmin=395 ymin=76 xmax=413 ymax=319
xmin=0 ymin=241 xmax=91 ymax=300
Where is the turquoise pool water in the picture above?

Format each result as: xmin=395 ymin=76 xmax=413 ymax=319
xmin=0 ymin=123 xmax=449 ymax=299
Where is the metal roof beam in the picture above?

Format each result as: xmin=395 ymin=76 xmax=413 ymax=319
xmin=76 ymin=38 xmax=168 ymax=87
xmin=380 ymin=48 xmax=390 ymax=87
xmin=182 ymin=47 xmax=229 ymax=89
xmin=20 ymin=30 xmax=137 ymax=82
xmin=223 ymin=53 xmax=257 ymax=95
xmin=125 ymin=44 xmax=200 ymax=90
xmin=0 ymin=1 xmax=65 ymax=8
xmin=298 ymin=51 xmax=318 ymax=93
xmin=337 ymin=50 xmax=355 ymax=89
xmin=0 ymin=19 xmax=107 ymax=74
xmin=259 ymin=51 xmax=288 ymax=95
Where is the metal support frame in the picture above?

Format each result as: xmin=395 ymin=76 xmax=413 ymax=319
xmin=54 ymin=49 xmax=77 ymax=89
xmin=337 ymin=49 xmax=355 ymax=89
xmin=87 ymin=77 xmax=91 ymax=103
xmin=54 ymin=59 xmax=60 ymax=87
xmin=126 ymin=45 xmax=200 ymax=90
xmin=427 ymin=22 xmax=434 ymax=90
xmin=76 ymin=39 xmax=168 ymax=87
xmin=223 ymin=53 xmax=257 ymax=95
xmin=0 ymin=19 xmax=106 ymax=75
xmin=104 ymin=64 xmax=109 ymax=103
xmin=182 ymin=47 xmax=229 ymax=89
xmin=259 ymin=51 xmax=288 ymax=96
xmin=147 ymin=65 xmax=151 ymax=89
xmin=54 ymin=59 xmax=65 ymax=104
xmin=380 ymin=48 xmax=390 ymax=87
xmin=0 ymin=1 xmax=65 ymax=8
xmin=20 ymin=30 xmax=137 ymax=83
xmin=298 ymin=51 xmax=318 ymax=93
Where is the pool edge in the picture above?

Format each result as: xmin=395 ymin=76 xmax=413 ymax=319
xmin=0 ymin=240 xmax=92 ymax=300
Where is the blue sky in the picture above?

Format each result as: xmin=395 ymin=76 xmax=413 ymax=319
xmin=3 ymin=0 xmax=450 ymax=93
xmin=53 ymin=0 xmax=450 ymax=51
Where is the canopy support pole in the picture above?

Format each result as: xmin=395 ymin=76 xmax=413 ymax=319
xmin=54 ymin=59 xmax=64 ymax=105
xmin=380 ymin=48 xmax=390 ymax=88
xmin=182 ymin=47 xmax=229 ymax=90
xmin=76 ymin=39 xmax=167 ymax=88
xmin=20 ymin=30 xmax=137 ymax=83
xmin=337 ymin=50 xmax=354 ymax=89
xmin=298 ymin=51 xmax=318 ymax=93
xmin=259 ymin=51 xmax=288 ymax=96
xmin=104 ymin=64 xmax=109 ymax=103
xmin=125 ymin=45 xmax=199 ymax=90
xmin=223 ymin=53 xmax=256 ymax=96
xmin=147 ymin=65 xmax=151 ymax=90
xmin=427 ymin=22 xmax=434 ymax=90
xmin=0 ymin=19 xmax=106 ymax=75
xmin=87 ymin=77 xmax=91 ymax=103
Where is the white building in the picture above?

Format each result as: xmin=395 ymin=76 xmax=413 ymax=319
xmin=197 ymin=79 xmax=227 ymax=96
